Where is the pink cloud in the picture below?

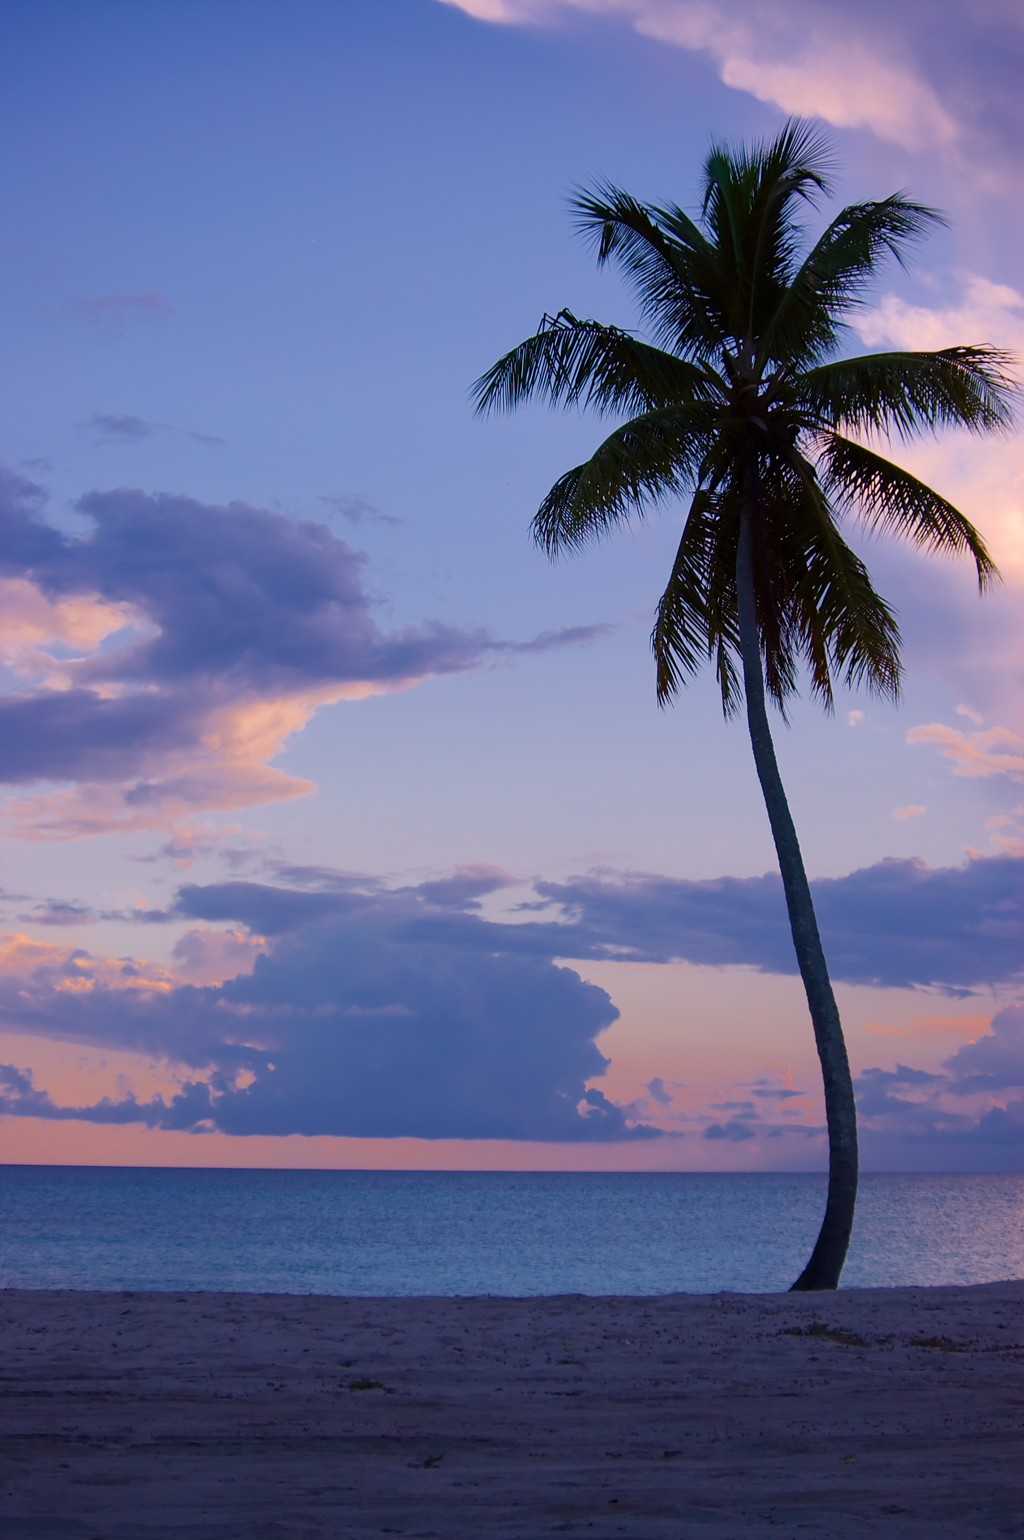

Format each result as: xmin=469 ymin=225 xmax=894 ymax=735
xmin=133 ymin=820 xmax=245 ymax=871
xmin=863 ymin=1012 xmax=992 ymax=1042
xmin=907 ymin=723 xmax=1024 ymax=780
xmin=851 ymin=274 xmax=1024 ymax=587
xmin=0 ymin=922 xmax=264 ymax=994
xmin=0 ymin=479 xmax=604 ymax=840
xmin=0 ymin=577 xmax=140 ymax=680
xmin=0 ymin=931 xmax=176 ymax=995
xmin=436 ymin=0 xmax=958 ymax=149
xmin=981 ymin=805 xmax=1024 ymax=857
xmin=170 ymin=926 xmax=267 ymax=985
xmin=0 ymin=753 xmax=316 ymax=843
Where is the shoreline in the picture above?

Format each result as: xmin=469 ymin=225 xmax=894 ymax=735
xmin=3 ymin=1274 xmax=1023 ymax=1297
xmin=2 ymin=1281 xmax=1021 ymax=1537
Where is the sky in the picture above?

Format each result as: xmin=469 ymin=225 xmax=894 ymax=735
xmin=0 ymin=0 xmax=1021 ymax=1174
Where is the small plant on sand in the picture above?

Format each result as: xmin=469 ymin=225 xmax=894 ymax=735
xmin=780 ymin=1322 xmax=868 ymax=1346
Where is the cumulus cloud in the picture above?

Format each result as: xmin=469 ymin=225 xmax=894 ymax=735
xmin=140 ymin=847 xmax=1024 ymax=994
xmin=135 ymin=851 xmax=1024 ymax=997
xmin=852 ymin=1004 xmax=1024 ymax=1150
xmin=0 ymin=471 xmax=606 ymax=839
xmin=169 ymin=926 xmax=268 ymax=986
xmin=437 ymin=0 xmax=959 ymax=149
xmin=943 ymin=1003 xmax=1024 ymax=1093
xmin=141 ymin=843 xmax=1016 ymax=997
xmin=528 ymin=854 xmax=1023 ymax=992
xmin=0 ymin=871 xmax=663 ymax=1142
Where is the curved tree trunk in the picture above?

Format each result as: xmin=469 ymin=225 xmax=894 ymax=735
xmin=736 ymin=500 xmax=858 ymax=1291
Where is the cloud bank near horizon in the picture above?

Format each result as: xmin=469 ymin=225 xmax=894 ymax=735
xmin=0 ymin=471 xmax=607 ymax=841
xmin=0 ymin=872 xmax=641 ymax=1143
xmin=146 ymin=850 xmax=1019 ymax=993
xmin=852 ymin=1003 xmax=1024 ymax=1152
xmin=0 ymin=853 xmax=1019 ymax=1147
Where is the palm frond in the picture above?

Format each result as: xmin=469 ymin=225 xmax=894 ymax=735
xmin=531 ymin=409 xmax=714 ymax=555
xmin=471 ymin=311 xmax=723 ymax=418
xmin=569 ymin=184 xmax=723 ymax=359
xmin=799 ymin=347 xmax=1017 ymax=439
xmin=738 ymin=451 xmax=902 ymax=707
xmin=474 ymin=118 xmax=1006 ymax=724
xmin=701 ymin=120 xmax=833 ymax=230
xmin=701 ymin=121 xmax=835 ymax=345
xmin=817 ymin=433 xmax=998 ymax=588
xmin=758 ymin=198 xmax=945 ymax=371
xmin=774 ymin=465 xmax=903 ymax=703
xmin=653 ymin=488 xmax=738 ymax=707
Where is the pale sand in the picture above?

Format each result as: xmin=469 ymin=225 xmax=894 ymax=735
xmin=1 ymin=1283 xmax=1021 ymax=1539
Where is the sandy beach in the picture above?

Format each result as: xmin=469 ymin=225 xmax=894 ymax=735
xmin=1 ymin=1282 xmax=1021 ymax=1539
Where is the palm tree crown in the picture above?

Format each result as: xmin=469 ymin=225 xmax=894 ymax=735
xmin=474 ymin=122 xmax=1013 ymax=716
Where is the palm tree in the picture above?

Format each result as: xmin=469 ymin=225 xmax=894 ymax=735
xmin=473 ymin=122 xmax=1015 ymax=1290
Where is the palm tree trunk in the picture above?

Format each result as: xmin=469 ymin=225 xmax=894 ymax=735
xmin=736 ymin=498 xmax=858 ymax=1291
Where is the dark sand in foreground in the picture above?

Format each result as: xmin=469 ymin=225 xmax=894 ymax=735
xmin=1 ymin=1282 xmax=1021 ymax=1538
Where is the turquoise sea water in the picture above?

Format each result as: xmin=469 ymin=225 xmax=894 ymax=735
xmin=0 ymin=1167 xmax=1020 ymax=1296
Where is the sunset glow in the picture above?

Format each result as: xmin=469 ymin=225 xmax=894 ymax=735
xmin=0 ymin=0 xmax=1019 ymax=1173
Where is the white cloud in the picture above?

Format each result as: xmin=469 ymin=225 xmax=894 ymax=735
xmin=851 ymin=274 xmax=1024 ymax=586
xmin=853 ymin=274 xmax=1024 ymax=354
xmin=436 ymin=0 xmax=958 ymax=149
xmin=438 ymin=0 xmax=525 ymax=15
xmin=892 ymin=805 xmax=926 ymax=820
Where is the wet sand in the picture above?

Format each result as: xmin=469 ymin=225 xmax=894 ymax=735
xmin=1 ymin=1281 xmax=1021 ymax=1538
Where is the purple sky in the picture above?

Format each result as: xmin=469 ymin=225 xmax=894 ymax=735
xmin=0 ymin=0 xmax=1020 ymax=1172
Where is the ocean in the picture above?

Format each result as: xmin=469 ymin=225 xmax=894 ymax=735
xmin=0 ymin=1166 xmax=1020 ymax=1296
